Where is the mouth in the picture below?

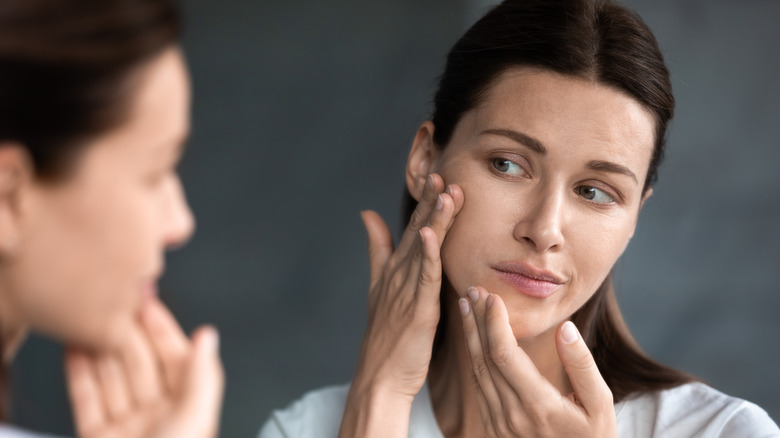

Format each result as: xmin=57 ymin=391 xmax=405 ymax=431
xmin=492 ymin=262 xmax=564 ymax=298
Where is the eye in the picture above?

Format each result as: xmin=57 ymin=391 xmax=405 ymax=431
xmin=492 ymin=158 xmax=526 ymax=176
xmin=576 ymin=186 xmax=615 ymax=204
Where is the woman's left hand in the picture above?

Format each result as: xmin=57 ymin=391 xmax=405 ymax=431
xmin=64 ymin=298 xmax=224 ymax=438
xmin=458 ymin=287 xmax=617 ymax=437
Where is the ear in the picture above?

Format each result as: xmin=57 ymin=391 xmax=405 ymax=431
xmin=405 ymin=121 xmax=439 ymax=201
xmin=0 ymin=143 xmax=33 ymax=257
xmin=639 ymin=186 xmax=653 ymax=210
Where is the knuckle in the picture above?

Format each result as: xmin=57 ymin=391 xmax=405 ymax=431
xmin=570 ymin=350 xmax=595 ymax=371
xmin=418 ymin=263 xmax=441 ymax=286
xmin=489 ymin=344 xmax=512 ymax=367
xmin=408 ymin=208 xmax=426 ymax=230
xmin=388 ymin=268 xmax=408 ymax=292
xmin=507 ymin=413 xmax=527 ymax=435
xmin=526 ymin=400 xmax=554 ymax=427
xmin=471 ymin=356 xmax=491 ymax=379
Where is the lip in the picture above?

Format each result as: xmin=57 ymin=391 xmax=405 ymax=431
xmin=492 ymin=262 xmax=565 ymax=298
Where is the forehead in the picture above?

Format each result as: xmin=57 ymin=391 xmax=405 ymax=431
xmin=457 ymin=68 xmax=656 ymax=175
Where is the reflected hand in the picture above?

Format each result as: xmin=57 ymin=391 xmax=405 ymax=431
xmin=459 ymin=287 xmax=616 ymax=437
xmin=65 ymin=299 xmax=224 ymax=438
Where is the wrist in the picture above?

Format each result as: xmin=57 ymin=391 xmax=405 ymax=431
xmin=339 ymin=378 xmax=416 ymax=438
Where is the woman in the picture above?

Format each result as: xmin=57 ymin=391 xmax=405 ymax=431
xmin=260 ymin=0 xmax=780 ymax=436
xmin=0 ymin=0 xmax=223 ymax=437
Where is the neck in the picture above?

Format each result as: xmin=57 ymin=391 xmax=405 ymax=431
xmin=428 ymin=289 xmax=571 ymax=437
xmin=0 ymin=285 xmax=28 ymax=364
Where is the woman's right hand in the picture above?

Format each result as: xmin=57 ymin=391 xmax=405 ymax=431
xmin=64 ymin=298 xmax=224 ymax=438
xmin=339 ymin=173 xmax=464 ymax=437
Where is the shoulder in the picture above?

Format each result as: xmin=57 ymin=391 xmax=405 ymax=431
xmin=257 ymin=382 xmax=444 ymax=438
xmin=0 ymin=425 xmax=65 ymax=438
xmin=257 ymin=383 xmax=350 ymax=438
xmin=616 ymin=382 xmax=780 ymax=437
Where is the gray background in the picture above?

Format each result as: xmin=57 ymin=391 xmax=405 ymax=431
xmin=10 ymin=0 xmax=780 ymax=436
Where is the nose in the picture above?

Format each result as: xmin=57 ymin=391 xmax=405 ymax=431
xmin=163 ymin=176 xmax=195 ymax=250
xmin=513 ymin=185 xmax=565 ymax=252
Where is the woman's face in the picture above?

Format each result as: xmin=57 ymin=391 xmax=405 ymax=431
xmin=418 ymin=69 xmax=655 ymax=341
xmin=3 ymin=47 xmax=193 ymax=350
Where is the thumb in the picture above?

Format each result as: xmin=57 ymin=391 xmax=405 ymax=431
xmin=174 ymin=325 xmax=224 ymax=438
xmin=555 ymin=321 xmax=613 ymax=414
xmin=361 ymin=210 xmax=393 ymax=287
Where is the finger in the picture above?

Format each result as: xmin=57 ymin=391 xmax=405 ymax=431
xmin=473 ymin=289 xmax=534 ymax=434
xmin=416 ymin=227 xmax=444 ymax=309
xmin=555 ymin=321 xmax=613 ymax=414
xmin=361 ymin=210 xmax=394 ymax=288
xmin=94 ymin=353 xmax=132 ymax=420
xmin=407 ymin=173 xmax=443 ymax=232
xmin=141 ymin=298 xmax=191 ymax=393
xmin=459 ymin=291 xmax=504 ymax=425
xmin=175 ymin=325 xmax=224 ymax=437
xmin=421 ymin=189 xmax=457 ymax=248
xmin=65 ymin=349 xmax=106 ymax=436
xmin=459 ymin=299 xmax=499 ymax=437
xmin=443 ymin=183 xmax=465 ymax=230
xmin=118 ymin=322 xmax=163 ymax=406
xmin=395 ymin=173 xmax=445 ymax=254
xmin=482 ymin=294 xmax=560 ymax=404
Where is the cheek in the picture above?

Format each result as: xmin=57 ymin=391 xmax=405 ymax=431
xmin=440 ymin=177 xmax=513 ymax=295
xmin=16 ymin=185 xmax=158 ymax=348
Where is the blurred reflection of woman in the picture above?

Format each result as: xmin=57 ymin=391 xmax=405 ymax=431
xmin=0 ymin=1 xmax=223 ymax=437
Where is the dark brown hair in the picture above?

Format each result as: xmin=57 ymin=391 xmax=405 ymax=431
xmin=0 ymin=0 xmax=181 ymax=419
xmin=407 ymin=0 xmax=695 ymax=403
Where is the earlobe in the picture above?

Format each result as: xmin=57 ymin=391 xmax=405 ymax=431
xmin=0 ymin=144 xmax=32 ymax=257
xmin=405 ymin=121 xmax=439 ymax=201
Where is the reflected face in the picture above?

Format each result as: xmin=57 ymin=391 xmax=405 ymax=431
xmin=6 ymin=48 xmax=194 ymax=350
xmin=433 ymin=69 xmax=655 ymax=340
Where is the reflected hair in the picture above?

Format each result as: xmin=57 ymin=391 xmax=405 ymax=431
xmin=403 ymin=0 xmax=695 ymax=403
xmin=0 ymin=0 xmax=180 ymax=419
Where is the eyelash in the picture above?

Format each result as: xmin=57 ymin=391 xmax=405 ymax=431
xmin=490 ymin=156 xmax=530 ymax=179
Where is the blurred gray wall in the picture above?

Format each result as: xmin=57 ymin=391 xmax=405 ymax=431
xmin=10 ymin=0 xmax=779 ymax=436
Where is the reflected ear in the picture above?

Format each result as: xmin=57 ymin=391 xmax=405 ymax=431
xmin=0 ymin=144 xmax=33 ymax=257
xmin=405 ymin=121 xmax=439 ymax=201
xmin=639 ymin=187 xmax=653 ymax=210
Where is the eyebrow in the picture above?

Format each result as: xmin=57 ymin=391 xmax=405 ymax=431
xmin=587 ymin=160 xmax=638 ymax=183
xmin=481 ymin=128 xmax=638 ymax=184
xmin=481 ymin=128 xmax=547 ymax=155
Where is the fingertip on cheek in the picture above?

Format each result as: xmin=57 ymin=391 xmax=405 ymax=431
xmin=458 ymin=297 xmax=470 ymax=316
xmin=467 ymin=286 xmax=479 ymax=303
xmin=561 ymin=321 xmax=579 ymax=344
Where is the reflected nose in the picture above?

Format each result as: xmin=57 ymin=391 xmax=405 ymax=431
xmin=163 ymin=176 xmax=195 ymax=250
xmin=513 ymin=186 xmax=565 ymax=252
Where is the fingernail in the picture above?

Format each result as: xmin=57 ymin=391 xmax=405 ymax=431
xmin=419 ymin=228 xmax=426 ymax=243
xmin=201 ymin=326 xmax=220 ymax=352
xmin=436 ymin=194 xmax=443 ymax=210
xmin=458 ymin=298 xmax=470 ymax=316
xmin=486 ymin=294 xmax=494 ymax=309
xmin=467 ymin=286 xmax=479 ymax=303
xmin=561 ymin=321 xmax=579 ymax=344
xmin=446 ymin=184 xmax=454 ymax=196
xmin=426 ymin=174 xmax=434 ymax=189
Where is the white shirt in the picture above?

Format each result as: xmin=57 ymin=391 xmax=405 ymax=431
xmin=258 ymin=382 xmax=779 ymax=437
xmin=0 ymin=425 xmax=63 ymax=438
